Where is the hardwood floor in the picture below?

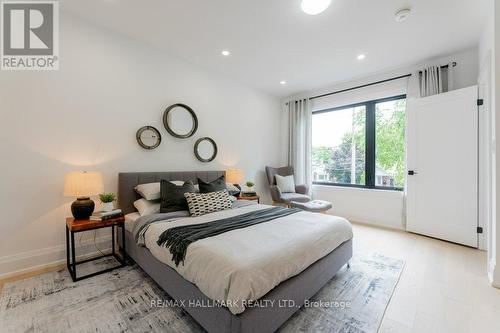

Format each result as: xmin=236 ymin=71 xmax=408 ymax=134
xmin=1 ymin=223 xmax=499 ymax=333
xmin=0 ymin=264 xmax=64 ymax=294
xmin=351 ymin=223 xmax=500 ymax=333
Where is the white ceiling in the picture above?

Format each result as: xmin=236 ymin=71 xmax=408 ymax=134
xmin=62 ymin=0 xmax=488 ymax=97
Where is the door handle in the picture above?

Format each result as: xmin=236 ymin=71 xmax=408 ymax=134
xmin=408 ymin=170 xmax=418 ymax=175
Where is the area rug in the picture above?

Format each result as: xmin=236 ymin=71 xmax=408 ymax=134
xmin=0 ymin=253 xmax=404 ymax=333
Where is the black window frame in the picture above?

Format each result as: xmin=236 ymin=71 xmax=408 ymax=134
xmin=312 ymin=94 xmax=406 ymax=191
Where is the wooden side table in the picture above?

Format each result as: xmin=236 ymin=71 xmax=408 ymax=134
xmin=66 ymin=216 xmax=127 ymax=282
xmin=236 ymin=195 xmax=260 ymax=203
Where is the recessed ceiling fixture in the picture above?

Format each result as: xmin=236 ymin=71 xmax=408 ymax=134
xmin=395 ymin=8 xmax=411 ymax=22
xmin=280 ymin=81 xmax=287 ymax=85
xmin=301 ymin=0 xmax=331 ymax=15
xmin=221 ymin=50 xmax=230 ymax=56
xmin=357 ymin=54 xmax=366 ymax=60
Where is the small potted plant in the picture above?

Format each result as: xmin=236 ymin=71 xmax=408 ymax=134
xmin=99 ymin=193 xmax=116 ymax=212
xmin=245 ymin=181 xmax=255 ymax=192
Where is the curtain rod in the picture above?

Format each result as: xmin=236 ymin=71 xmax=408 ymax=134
xmin=292 ymin=61 xmax=458 ymax=102
xmin=309 ymin=74 xmax=411 ymax=101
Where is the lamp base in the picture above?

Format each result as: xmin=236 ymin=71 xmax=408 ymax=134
xmin=71 ymin=197 xmax=95 ymax=220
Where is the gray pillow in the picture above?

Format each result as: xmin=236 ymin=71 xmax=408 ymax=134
xmin=275 ymin=174 xmax=295 ymax=193
xmin=198 ymin=175 xmax=226 ymax=193
xmin=160 ymin=180 xmax=196 ymax=213
xmin=226 ymin=183 xmax=241 ymax=196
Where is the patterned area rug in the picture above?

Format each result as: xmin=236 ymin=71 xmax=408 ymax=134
xmin=0 ymin=253 xmax=404 ymax=333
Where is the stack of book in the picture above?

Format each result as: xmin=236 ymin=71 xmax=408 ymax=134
xmin=90 ymin=209 xmax=123 ymax=221
xmin=241 ymin=191 xmax=257 ymax=197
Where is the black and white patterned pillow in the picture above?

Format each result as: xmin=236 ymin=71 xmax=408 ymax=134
xmin=184 ymin=189 xmax=232 ymax=217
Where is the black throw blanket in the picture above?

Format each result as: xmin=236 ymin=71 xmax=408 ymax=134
xmin=157 ymin=207 xmax=301 ymax=266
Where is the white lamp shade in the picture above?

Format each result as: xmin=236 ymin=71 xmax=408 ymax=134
xmin=64 ymin=171 xmax=103 ymax=197
xmin=226 ymin=168 xmax=244 ymax=184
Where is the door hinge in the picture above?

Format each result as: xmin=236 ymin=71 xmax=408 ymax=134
xmin=477 ymin=99 xmax=484 ymax=106
xmin=477 ymin=227 xmax=483 ymax=234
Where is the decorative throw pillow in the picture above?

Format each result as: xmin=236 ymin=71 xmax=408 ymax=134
xmin=198 ymin=175 xmax=227 ymax=193
xmin=135 ymin=182 xmax=160 ymax=200
xmin=226 ymin=183 xmax=241 ymax=196
xmin=184 ymin=189 xmax=232 ymax=217
xmin=275 ymin=174 xmax=296 ymax=193
xmin=134 ymin=198 xmax=161 ymax=216
xmin=160 ymin=180 xmax=196 ymax=213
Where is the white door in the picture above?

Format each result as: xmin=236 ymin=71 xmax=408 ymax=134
xmin=406 ymin=86 xmax=478 ymax=247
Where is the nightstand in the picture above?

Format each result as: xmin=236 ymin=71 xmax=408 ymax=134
xmin=66 ymin=216 xmax=127 ymax=282
xmin=236 ymin=195 xmax=260 ymax=203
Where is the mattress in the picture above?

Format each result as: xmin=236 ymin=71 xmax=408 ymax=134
xmin=140 ymin=204 xmax=353 ymax=315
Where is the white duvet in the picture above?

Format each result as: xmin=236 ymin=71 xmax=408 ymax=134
xmin=143 ymin=204 xmax=353 ymax=315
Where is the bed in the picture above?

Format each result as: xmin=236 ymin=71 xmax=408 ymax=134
xmin=118 ymin=171 xmax=353 ymax=333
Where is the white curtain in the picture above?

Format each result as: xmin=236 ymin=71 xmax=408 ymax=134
xmin=419 ymin=63 xmax=455 ymax=97
xmin=287 ymin=98 xmax=312 ymax=191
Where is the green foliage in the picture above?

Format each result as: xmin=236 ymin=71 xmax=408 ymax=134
xmin=312 ymin=100 xmax=406 ymax=187
xmin=99 ymin=192 xmax=116 ymax=203
xmin=375 ymin=100 xmax=406 ymax=186
xmin=312 ymin=107 xmax=366 ymax=184
xmin=245 ymin=181 xmax=255 ymax=188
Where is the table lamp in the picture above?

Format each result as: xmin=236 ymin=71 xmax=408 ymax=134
xmin=64 ymin=171 xmax=104 ymax=219
xmin=226 ymin=168 xmax=244 ymax=190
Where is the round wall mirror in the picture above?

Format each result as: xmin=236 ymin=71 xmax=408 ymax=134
xmin=194 ymin=137 xmax=218 ymax=162
xmin=163 ymin=103 xmax=198 ymax=139
xmin=136 ymin=126 xmax=162 ymax=150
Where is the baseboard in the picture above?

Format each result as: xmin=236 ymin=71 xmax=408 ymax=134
xmin=0 ymin=235 xmax=112 ymax=279
xmin=349 ymin=219 xmax=405 ymax=232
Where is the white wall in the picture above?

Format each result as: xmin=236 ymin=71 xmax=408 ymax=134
xmin=314 ymin=186 xmax=404 ymax=229
xmin=0 ymin=13 xmax=282 ymax=277
xmin=281 ymin=47 xmax=479 ymax=230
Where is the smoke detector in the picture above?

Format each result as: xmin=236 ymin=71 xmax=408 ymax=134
xmin=395 ymin=9 xmax=411 ymax=22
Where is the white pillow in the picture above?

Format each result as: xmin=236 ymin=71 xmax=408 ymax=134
xmin=275 ymin=174 xmax=295 ymax=193
xmin=171 ymin=181 xmax=200 ymax=192
xmin=135 ymin=182 xmax=160 ymax=200
xmin=134 ymin=198 xmax=161 ymax=216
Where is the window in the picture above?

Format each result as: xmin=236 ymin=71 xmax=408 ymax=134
xmin=312 ymin=106 xmax=366 ymax=186
xmin=375 ymin=99 xmax=406 ymax=188
xmin=312 ymin=95 xmax=406 ymax=190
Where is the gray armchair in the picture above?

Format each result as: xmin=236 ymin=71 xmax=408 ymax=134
xmin=265 ymin=166 xmax=310 ymax=206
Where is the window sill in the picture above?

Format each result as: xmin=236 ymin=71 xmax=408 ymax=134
xmin=312 ymin=183 xmax=404 ymax=193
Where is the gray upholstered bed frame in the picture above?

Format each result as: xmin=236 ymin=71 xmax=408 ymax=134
xmin=118 ymin=171 xmax=353 ymax=333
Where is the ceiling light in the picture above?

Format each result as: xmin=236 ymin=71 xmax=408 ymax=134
xmin=280 ymin=81 xmax=287 ymax=85
xmin=395 ymin=9 xmax=411 ymax=22
xmin=301 ymin=0 xmax=331 ymax=15
xmin=221 ymin=50 xmax=230 ymax=56
xmin=357 ymin=54 xmax=366 ymax=60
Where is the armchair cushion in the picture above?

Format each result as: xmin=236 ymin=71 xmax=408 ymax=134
xmin=280 ymin=192 xmax=310 ymax=203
